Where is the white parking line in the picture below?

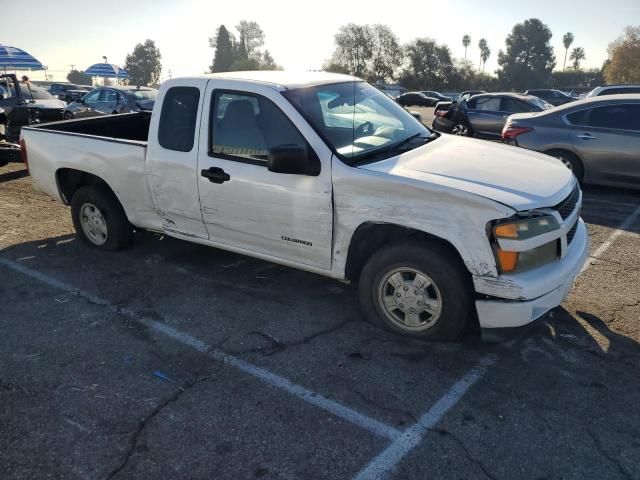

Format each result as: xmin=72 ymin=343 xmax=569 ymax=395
xmin=352 ymin=354 xmax=496 ymax=480
xmin=0 ymin=257 xmax=401 ymax=442
xmin=352 ymin=204 xmax=640 ymax=480
xmin=580 ymin=204 xmax=640 ymax=274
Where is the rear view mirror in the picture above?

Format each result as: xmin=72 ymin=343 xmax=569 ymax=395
xmin=268 ymin=144 xmax=320 ymax=176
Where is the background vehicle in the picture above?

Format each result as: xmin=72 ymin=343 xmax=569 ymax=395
xmin=433 ymin=90 xmax=487 ymax=120
xmin=47 ymin=83 xmax=93 ymax=104
xmin=396 ymin=92 xmax=439 ymax=107
xmin=419 ymin=91 xmax=452 ymax=102
xmin=502 ymin=94 xmax=640 ymax=188
xmin=524 ymin=89 xmax=577 ymax=106
xmin=0 ymin=74 xmax=65 ymax=162
xmin=22 ymin=71 xmax=587 ymax=341
xmin=64 ymin=86 xmax=157 ymax=119
xmin=585 ymin=84 xmax=640 ymax=97
xmin=433 ymin=92 xmax=553 ymax=138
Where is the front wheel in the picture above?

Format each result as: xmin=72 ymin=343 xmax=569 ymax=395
xmin=64 ymin=112 xmax=74 ymax=120
xmin=71 ymin=185 xmax=133 ymax=251
xmin=358 ymin=241 xmax=474 ymax=341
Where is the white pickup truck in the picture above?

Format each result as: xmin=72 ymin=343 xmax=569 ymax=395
xmin=22 ymin=71 xmax=589 ymax=340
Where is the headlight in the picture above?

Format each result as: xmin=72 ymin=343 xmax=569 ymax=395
xmin=494 ymin=215 xmax=559 ymax=240
xmin=492 ymin=215 xmax=560 ymax=273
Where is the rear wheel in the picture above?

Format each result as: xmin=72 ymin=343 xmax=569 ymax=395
xmin=358 ymin=241 xmax=473 ymax=341
xmin=451 ymin=123 xmax=472 ymax=136
xmin=547 ymin=150 xmax=584 ymax=184
xmin=71 ymin=185 xmax=133 ymax=251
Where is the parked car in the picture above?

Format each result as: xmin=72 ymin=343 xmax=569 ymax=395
xmin=64 ymin=86 xmax=157 ymax=119
xmin=433 ymin=92 xmax=553 ymax=138
xmin=502 ymin=94 xmax=640 ymax=189
xmin=0 ymin=74 xmax=65 ymax=162
xmin=48 ymin=83 xmax=93 ymax=104
xmin=433 ymin=91 xmax=486 ymax=119
xmin=524 ymin=89 xmax=576 ymax=106
xmin=22 ymin=71 xmax=588 ymax=341
xmin=585 ymin=84 xmax=640 ymax=98
xmin=396 ymin=92 xmax=439 ymax=107
xmin=419 ymin=91 xmax=452 ymax=102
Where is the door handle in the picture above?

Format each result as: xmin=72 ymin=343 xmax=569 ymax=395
xmin=201 ymin=167 xmax=230 ymax=184
xmin=577 ymin=133 xmax=597 ymax=140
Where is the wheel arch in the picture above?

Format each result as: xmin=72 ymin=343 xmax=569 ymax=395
xmin=56 ymin=168 xmax=120 ymax=207
xmin=543 ymin=148 xmax=585 ymax=181
xmin=344 ymin=222 xmax=469 ymax=283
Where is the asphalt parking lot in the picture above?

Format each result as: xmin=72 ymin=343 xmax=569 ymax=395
xmin=1 ymin=158 xmax=639 ymax=480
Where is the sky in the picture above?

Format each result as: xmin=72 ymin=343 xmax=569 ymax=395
xmin=2 ymin=0 xmax=639 ymax=82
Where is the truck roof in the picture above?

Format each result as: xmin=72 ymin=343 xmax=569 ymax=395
xmin=196 ymin=70 xmax=360 ymax=90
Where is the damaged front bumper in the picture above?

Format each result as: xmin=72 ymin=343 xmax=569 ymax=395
xmin=474 ymin=219 xmax=589 ymax=330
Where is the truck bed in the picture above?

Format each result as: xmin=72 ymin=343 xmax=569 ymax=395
xmin=22 ymin=110 xmax=162 ymax=233
xmin=31 ymin=111 xmax=151 ymax=143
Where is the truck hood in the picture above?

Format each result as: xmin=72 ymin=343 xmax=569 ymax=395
xmin=359 ymin=134 xmax=575 ymax=211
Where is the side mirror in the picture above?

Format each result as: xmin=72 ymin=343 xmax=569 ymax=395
xmin=267 ymin=144 xmax=320 ymax=176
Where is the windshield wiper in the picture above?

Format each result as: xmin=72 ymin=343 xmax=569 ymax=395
xmin=351 ymin=133 xmax=434 ymax=165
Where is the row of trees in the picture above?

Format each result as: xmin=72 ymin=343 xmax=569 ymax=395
xmin=325 ymin=20 xmax=638 ymax=91
xmin=65 ymin=22 xmax=639 ymax=91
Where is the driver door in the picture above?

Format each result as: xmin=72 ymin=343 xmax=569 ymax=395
xmin=196 ymin=80 xmax=334 ymax=270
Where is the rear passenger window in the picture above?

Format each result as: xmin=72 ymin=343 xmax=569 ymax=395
xmin=470 ymin=97 xmax=501 ymax=111
xmin=568 ymin=104 xmax=640 ymax=131
xmin=158 ymin=86 xmax=200 ymax=152
xmin=210 ymin=91 xmax=308 ymax=164
xmin=501 ymin=98 xmax=534 ymax=113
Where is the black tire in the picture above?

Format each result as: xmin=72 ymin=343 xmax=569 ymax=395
xmin=71 ymin=184 xmax=133 ymax=251
xmin=358 ymin=241 xmax=474 ymax=341
xmin=546 ymin=149 xmax=584 ymax=184
xmin=64 ymin=112 xmax=74 ymax=120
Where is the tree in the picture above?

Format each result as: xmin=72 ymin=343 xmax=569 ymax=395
xmin=67 ymin=69 xmax=92 ymax=85
xmin=462 ymin=34 xmax=471 ymax=60
xmin=478 ymin=38 xmax=490 ymax=72
xmin=236 ymin=20 xmax=264 ymax=60
xmin=368 ymin=24 xmax=403 ymax=82
xmin=570 ymin=47 xmax=586 ymax=70
xmin=562 ymin=32 xmax=574 ymax=71
xmin=209 ymin=25 xmax=235 ymax=72
xmin=330 ymin=24 xmax=374 ymax=78
xmin=208 ymin=21 xmax=280 ymax=72
xmin=497 ymin=18 xmax=556 ymax=90
xmin=604 ymin=26 xmax=640 ymax=84
xmin=399 ymin=38 xmax=456 ymax=90
xmin=124 ymin=39 xmax=162 ymax=86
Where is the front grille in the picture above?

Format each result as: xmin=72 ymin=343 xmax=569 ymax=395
xmin=553 ymin=184 xmax=580 ymax=221
xmin=567 ymin=220 xmax=578 ymax=244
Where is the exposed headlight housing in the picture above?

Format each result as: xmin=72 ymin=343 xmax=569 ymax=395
xmin=491 ymin=215 xmax=560 ymax=273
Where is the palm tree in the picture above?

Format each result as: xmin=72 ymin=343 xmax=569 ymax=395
xmin=478 ymin=38 xmax=490 ymax=72
xmin=462 ymin=34 xmax=471 ymax=60
xmin=570 ymin=47 xmax=586 ymax=70
xmin=481 ymin=45 xmax=491 ymax=72
xmin=562 ymin=32 xmax=574 ymax=71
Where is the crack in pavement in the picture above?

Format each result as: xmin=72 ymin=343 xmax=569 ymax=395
xmin=430 ymin=427 xmax=499 ymax=480
xmin=227 ymin=319 xmax=356 ymax=356
xmin=103 ymin=367 xmax=221 ymax=480
xmin=585 ymin=428 xmax=633 ymax=480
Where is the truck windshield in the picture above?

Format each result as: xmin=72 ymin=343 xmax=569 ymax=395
xmin=283 ymin=82 xmax=433 ymax=165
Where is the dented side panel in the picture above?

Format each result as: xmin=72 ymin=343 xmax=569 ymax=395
xmin=330 ymin=158 xmax=514 ymax=281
